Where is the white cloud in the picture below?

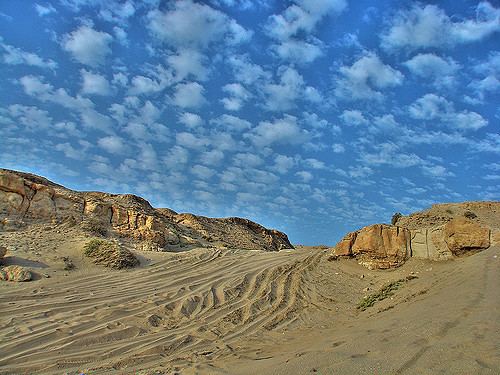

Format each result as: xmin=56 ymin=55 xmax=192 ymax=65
xmin=113 ymin=26 xmax=128 ymax=46
xmin=80 ymin=69 xmax=111 ymax=96
xmin=211 ymin=114 xmax=252 ymax=132
xmin=340 ymin=109 xmax=369 ymax=125
xmin=274 ymin=38 xmax=324 ymax=64
xmin=296 ymin=170 xmax=313 ymax=183
xmin=263 ymin=66 xmax=319 ymax=111
xmin=332 ymin=143 xmax=345 ymax=153
xmin=266 ymin=0 xmax=346 ymax=64
xmin=99 ymin=1 xmax=135 ymax=23
xmin=128 ymin=65 xmax=173 ymax=95
xmin=6 ymin=104 xmax=52 ymax=130
xmin=245 ymin=114 xmax=309 ymax=147
xmin=233 ymin=153 xmax=264 ymax=167
xmin=0 ymin=39 xmax=57 ymax=70
xmin=191 ymin=164 xmax=216 ymax=180
xmin=403 ymin=53 xmax=459 ymax=87
xmin=167 ymin=49 xmax=209 ymax=82
xmin=221 ymin=83 xmax=251 ymax=111
xmin=228 ymin=55 xmax=271 ymax=85
xmin=98 ymin=135 xmax=126 ymax=154
xmin=200 ymin=149 xmax=224 ymax=166
xmin=266 ymin=0 xmax=347 ymax=40
xmin=62 ymin=25 xmax=113 ymax=67
xmin=176 ymin=132 xmax=209 ymax=150
xmin=35 ymin=3 xmax=56 ymax=16
xmin=381 ymin=2 xmax=500 ymax=51
xmin=272 ymin=154 xmax=295 ymax=174
xmin=335 ymin=52 xmax=403 ymax=101
xmin=172 ymin=82 xmax=206 ymax=109
xmin=179 ymin=112 xmax=203 ymax=128
xmin=147 ymin=0 xmax=251 ymax=49
xmin=409 ymin=93 xmax=488 ymax=131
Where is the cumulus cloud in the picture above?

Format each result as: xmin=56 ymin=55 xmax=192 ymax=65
xmin=228 ymin=54 xmax=271 ymax=85
xmin=409 ymin=93 xmax=488 ymax=131
xmin=220 ymin=83 xmax=251 ymax=111
xmin=266 ymin=0 xmax=346 ymax=64
xmin=263 ymin=66 xmax=320 ymax=111
xmin=128 ymin=65 xmax=173 ymax=96
xmin=80 ymin=69 xmax=111 ymax=96
xmin=34 ymin=3 xmax=57 ymax=16
xmin=179 ymin=112 xmax=203 ymax=128
xmin=403 ymin=53 xmax=459 ymax=87
xmin=147 ymin=0 xmax=251 ymax=49
xmin=211 ymin=114 xmax=252 ymax=132
xmin=167 ymin=49 xmax=209 ymax=82
xmin=62 ymin=25 xmax=113 ymax=67
xmin=340 ymin=110 xmax=369 ymax=126
xmin=98 ymin=135 xmax=126 ymax=154
xmin=381 ymin=2 xmax=500 ymax=51
xmin=172 ymin=82 xmax=206 ymax=109
xmin=335 ymin=52 xmax=403 ymax=101
xmin=245 ymin=114 xmax=309 ymax=147
xmin=0 ymin=38 xmax=57 ymax=69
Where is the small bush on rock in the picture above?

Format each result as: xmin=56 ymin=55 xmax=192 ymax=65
xmin=391 ymin=212 xmax=403 ymax=225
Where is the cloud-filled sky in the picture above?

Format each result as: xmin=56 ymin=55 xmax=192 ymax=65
xmin=0 ymin=0 xmax=499 ymax=245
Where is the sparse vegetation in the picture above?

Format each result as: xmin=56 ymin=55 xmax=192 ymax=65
xmin=83 ymin=239 xmax=139 ymax=269
xmin=357 ymin=275 xmax=418 ymax=311
xmin=62 ymin=256 xmax=75 ymax=271
xmin=391 ymin=212 xmax=403 ymax=225
xmin=464 ymin=210 xmax=477 ymax=219
xmin=81 ymin=218 xmax=108 ymax=236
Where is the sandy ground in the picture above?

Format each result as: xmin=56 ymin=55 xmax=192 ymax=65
xmin=0 ymin=225 xmax=499 ymax=374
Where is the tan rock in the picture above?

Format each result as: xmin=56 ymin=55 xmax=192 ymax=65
xmin=443 ymin=217 xmax=490 ymax=255
xmin=0 ymin=265 xmax=32 ymax=282
xmin=352 ymin=224 xmax=411 ymax=269
xmin=334 ymin=231 xmax=357 ymax=256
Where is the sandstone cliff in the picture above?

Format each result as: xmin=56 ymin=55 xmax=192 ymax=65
xmin=0 ymin=169 xmax=293 ymax=252
xmin=333 ymin=202 xmax=499 ymax=269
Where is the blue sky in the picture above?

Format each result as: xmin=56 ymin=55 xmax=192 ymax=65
xmin=0 ymin=0 xmax=499 ymax=245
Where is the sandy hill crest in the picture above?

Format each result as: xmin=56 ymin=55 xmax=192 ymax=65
xmin=0 ymin=168 xmax=293 ymax=252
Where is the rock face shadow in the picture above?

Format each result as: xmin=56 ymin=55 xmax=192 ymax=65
xmin=1 ymin=256 xmax=49 ymax=269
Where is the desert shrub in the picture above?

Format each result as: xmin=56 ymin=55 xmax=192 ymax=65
xmin=464 ymin=210 xmax=477 ymax=219
xmin=391 ymin=212 xmax=403 ymax=225
xmin=83 ymin=239 xmax=139 ymax=269
xmin=81 ymin=218 xmax=108 ymax=236
xmin=357 ymin=275 xmax=418 ymax=311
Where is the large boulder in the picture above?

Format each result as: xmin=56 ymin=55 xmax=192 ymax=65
xmin=0 ymin=265 xmax=32 ymax=282
xmin=334 ymin=224 xmax=411 ymax=269
xmin=443 ymin=217 xmax=490 ymax=255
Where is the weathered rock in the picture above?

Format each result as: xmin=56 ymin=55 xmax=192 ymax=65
xmin=333 ymin=224 xmax=411 ymax=269
xmin=410 ymin=227 xmax=453 ymax=260
xmin=0 ymin=169 xmax=293 ymax=252
xmin=443 ymin=217 xmax=490 ymax=255
xmin=0 ymin=265 xmax=32 ymax=282
xmin=333 ymin=231 xmax=357 ymax=256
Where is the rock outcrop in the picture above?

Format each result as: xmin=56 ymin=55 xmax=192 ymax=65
xmin=0 ymin=265 xmax=32 ymax=282
xmin=334 ymin=224 xmax=411 ymax=269
xmin=0 ymin=169 xmax=293 ymax=252
xmin=0 ymin=246 xmax=7 ymax=260
xmin=334 ymin=202 xmax=498 ymax=269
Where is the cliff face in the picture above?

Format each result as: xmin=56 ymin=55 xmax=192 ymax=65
xmin=333 ymin=202 xmax=499 ymax=269
xmin=0 ymin=169 xmax=293 ymax=252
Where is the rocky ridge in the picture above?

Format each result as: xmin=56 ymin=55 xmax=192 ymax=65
xmin=333 ymin=202 xmax=499 ymax=269
xmin=0 ymin=169 xmax=293 ymax=252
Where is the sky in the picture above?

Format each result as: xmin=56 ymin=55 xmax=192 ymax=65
xmin=0 ymin=0 xmax=499 ymax=245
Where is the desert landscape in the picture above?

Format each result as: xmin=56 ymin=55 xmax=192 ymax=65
xmin=0 ymin=168 xmax=499 ymax=375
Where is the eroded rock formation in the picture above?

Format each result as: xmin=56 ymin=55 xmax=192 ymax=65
xmin=334 ymin=202 xmax=497 ymax=269
xmin=0 ymin=169 xmax=293 ymax=252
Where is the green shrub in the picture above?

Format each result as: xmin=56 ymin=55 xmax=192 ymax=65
xmin=83 ymin=239 xmax=139 ymax=269
xmin=391 ymin=212 xmax=403 ymax=225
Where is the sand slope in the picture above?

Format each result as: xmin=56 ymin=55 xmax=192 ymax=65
xmin=1 ymin=236 xmax=499 ymax=374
